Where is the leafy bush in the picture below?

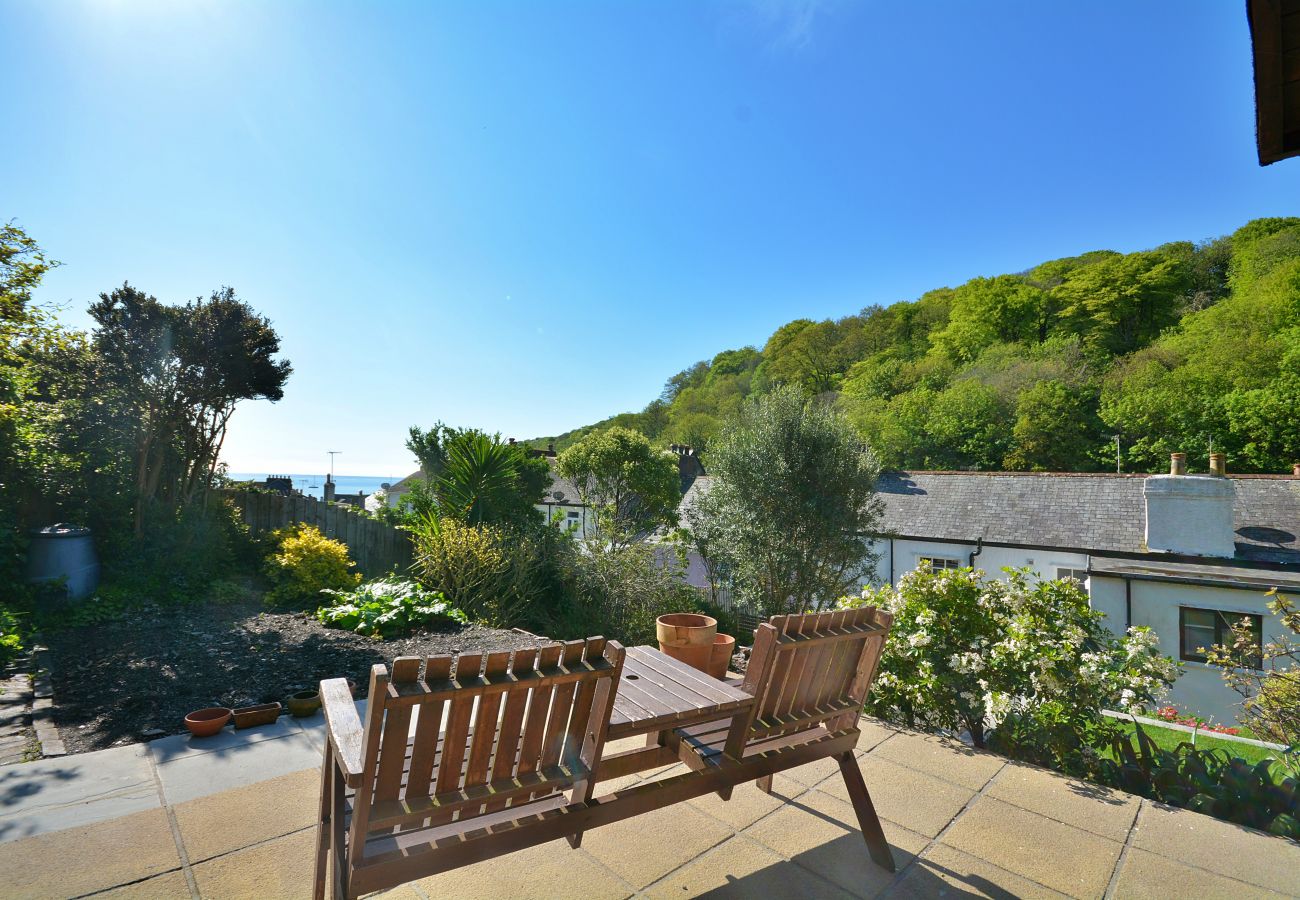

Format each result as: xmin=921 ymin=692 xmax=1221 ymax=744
xmin=0 ymin=605 xmax=25 ymax=666
xmin=264 ymin=523 xmax=359 ymax=606
xmin=842 ymin=566 xmax=1180 ymax=748
xmin=410 ymin=515 xmax=539 ymax=627
xmin=1100 ymin=726 xmax=1299 ymax=839
xmin=207 ymin=577 xmax=259 ymax=606
xmin=317 ymin=578 xmax=466 ymax=638
xmin=548 ymin=540 xmax=702 ymax=647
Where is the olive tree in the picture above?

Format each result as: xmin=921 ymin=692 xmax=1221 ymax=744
xmin=688 ymin=385 xmax=883 ymax=615
xmin=556 ymin=426 xmax=680 ymax=547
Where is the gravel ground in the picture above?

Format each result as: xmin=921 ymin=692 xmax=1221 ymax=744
xmin=44 ymin=598 xmax=544 ymax=755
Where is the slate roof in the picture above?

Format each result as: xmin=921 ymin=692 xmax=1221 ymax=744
xmin=679 ymin=472 xmax=1300 ymax=566
xmin=541 ymin=459 xmax=585 ymax=507
xmin=875 ymin=471 xmax=1300 ymax=565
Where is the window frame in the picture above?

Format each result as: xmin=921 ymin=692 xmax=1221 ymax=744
xmin=1056 ymin=567 xmax=1089 ymax=583
xmin=918 ymin=555 xmax=962 ymax=572
xmin=1178 ymin=606 xmax=1263 ymax=668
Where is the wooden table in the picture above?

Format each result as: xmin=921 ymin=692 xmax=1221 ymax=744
xmin=598 ymin=646 xmax=754 ymax=781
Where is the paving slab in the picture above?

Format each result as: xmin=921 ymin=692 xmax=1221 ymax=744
xmin=895 ymin=843 xmax=1072 ymax=899
xmin=687 ymin=774 xmax=802 ymax=830
xmin=95 ymin=870 xmax=193 ymax=899
xmin=579 ymin=797 xmax=733 ymax=888
xmin=743 ymin=787 xmax=928 ymax=898
xmin=1111 ymin=847 xmax=1284 ymax=900
xmin=985 ymin=761 xmax=1140 ymax=842
xmin=173 ymin=767 xmax=319 ymax=863
xmin=1131 ymin=801 xmax=1300 ymax=895
xmin=869 ymin=729 xmax=1005 ymax=790
xmin=816 ymin=754 xmax=975 ymax=838
xmin=190 ymin=825 xmax=317 ymax=900
xmin=645 ymin=834 xmax=856 ymax=899
xmin=0 ymin=742 xmax=158 ymax=842
xmin=940 ymin=796 xmax=1123 ymax=899
xmin=416 ymin=837 xmax=632 ymax=900
xmin=154 ymin=728 xmax=319 ymax=805
xmin=0 ymin=806 xmax=181 ymax=898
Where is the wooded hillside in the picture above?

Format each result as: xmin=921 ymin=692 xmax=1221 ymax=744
xmin=533 ymin=218 xmax=1300 ymax=474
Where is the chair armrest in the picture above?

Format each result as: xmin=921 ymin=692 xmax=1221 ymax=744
xmin=320 ymin=677 xmax=364 ymax=786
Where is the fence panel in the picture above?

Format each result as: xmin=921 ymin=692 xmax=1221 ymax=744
xmin=218 ymin=489 xmax=414 ymax=578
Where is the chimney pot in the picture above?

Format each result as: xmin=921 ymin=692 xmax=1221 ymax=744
xmin=1209 ymin=452 xmax=1226 ymax=477
xmin=1169 ymin=453 xmax=1187 ymax=476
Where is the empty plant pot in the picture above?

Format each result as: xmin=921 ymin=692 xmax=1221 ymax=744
xmin=287 ymin=689 xmax=321 ymax=718
xmin=656 ymin=612 xmax=717 ymax=673
xmin=232 ymin=702 xmax=281 ymax=729
xmin=184 ymin=707 xmax=232 ymax=738
xmin=707 ymin=633 xmax=736 ymax=679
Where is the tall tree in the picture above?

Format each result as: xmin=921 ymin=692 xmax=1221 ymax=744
xmin=405 ymin=423 xmax=550 ymax=528
xmin=556 ymin=426 xmax=680 ymax=546
xmin=688 ymin=385 xmax=883 ymax=615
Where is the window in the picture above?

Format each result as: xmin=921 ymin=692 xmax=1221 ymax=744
xmin=1179 ymin=607 xmax=1263 ymax=667
xmin=918 ymin=556 xmax=961 ymax=571
xmin=1056 ymin=567 xmax=1089 ymax=584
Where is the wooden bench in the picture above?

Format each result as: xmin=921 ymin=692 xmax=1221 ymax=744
xmin=313 ymin=608 xmax=893 ymax=898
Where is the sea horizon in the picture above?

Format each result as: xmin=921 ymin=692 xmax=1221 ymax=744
xmin=225 ymin=472 xmax=403 ymax=501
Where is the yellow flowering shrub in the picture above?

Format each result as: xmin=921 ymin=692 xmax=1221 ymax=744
xmin=264 ymin=523 xmax=360 ymax=605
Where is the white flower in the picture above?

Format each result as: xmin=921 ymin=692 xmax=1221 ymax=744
xmin=908 ymin=630 xmax=932 ymax=648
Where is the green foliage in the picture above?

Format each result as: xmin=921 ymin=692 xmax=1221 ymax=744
xmin=410 ymin=515 xmax=540 ymax=627
xmin=1209 ymin=591 xmax=1300 ymax=758
xmin=530 ymin=218 xmax=1300 ymax=476
xmin=263 ymin=523 xmax=360 ymax=606
xmin=404 ymin=423 xmax=549 ymax=528
xmin=689 ymin=386 xmax=882 ymax=615
xmin=556 ymin=427 xmax=681 ymax=545
xmin=317 ymin=578 xmax=467 ymax=638
xmin=843 ymin=567 xmax=1180 ymax=748
xmin=0 ymin=605 xmax=26 ymax=667
xmin=545 ymin=539 xmax=702 ymax=647
xmin=1102 ymin=727 xmax=1298 ymax=838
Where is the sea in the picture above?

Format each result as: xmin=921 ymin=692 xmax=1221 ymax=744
xmin=225 ymin=473 xmax=403 ymax=501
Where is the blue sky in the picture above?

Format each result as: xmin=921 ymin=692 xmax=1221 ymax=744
xmin=5 ymin=1 xmax=1297 ymax=476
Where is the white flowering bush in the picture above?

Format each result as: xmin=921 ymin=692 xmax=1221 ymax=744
xmin=840 ymin=565 xmax=1179 ymax=751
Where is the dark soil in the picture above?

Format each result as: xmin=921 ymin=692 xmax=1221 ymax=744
xmin=44 ymin=598 xmax=545 ymax=755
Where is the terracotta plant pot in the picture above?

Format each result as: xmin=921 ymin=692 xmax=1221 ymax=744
xmin=184 ymin=707 xmax=232 ymax=738
xmin=707 ymin=634 xmax=736 ymax=679
xmin=656 ymin=612 xmax=717 ymax=673
xmin=232 ymin=702 xmax=281 ymax=729
xmin=287 ymin=689 xmax=321 ymax=718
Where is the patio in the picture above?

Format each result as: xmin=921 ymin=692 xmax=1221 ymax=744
xmin=0 ymin=714 xmax=1295 ymax=899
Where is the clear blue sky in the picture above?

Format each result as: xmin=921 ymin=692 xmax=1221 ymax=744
xmin=5 ymin=1 xmax=1297 ymax=476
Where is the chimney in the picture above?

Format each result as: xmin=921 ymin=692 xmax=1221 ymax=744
xmin=1170 ymin=453 xmax=1186 ymax=475
xmin=323 ymin=473 xmax=335 ymax=502
xmin=1144 ymin=467 xmax=1236 ymax=558
xmin=1208 ymin=453 xmax=1226 ymax=477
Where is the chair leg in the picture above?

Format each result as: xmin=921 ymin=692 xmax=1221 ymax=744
xmin=836 ymin=752 xmax=895 ymax=872
xmin=755 ymin=773 xmax=773 ymax=795
xmin=313 ymin=752 xmax=331 ymax=900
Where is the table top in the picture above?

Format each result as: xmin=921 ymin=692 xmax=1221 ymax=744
xmin=606 ymin=645 xmax=754 ymax=740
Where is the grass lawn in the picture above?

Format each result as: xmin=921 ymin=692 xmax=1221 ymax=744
xmin=1110 ymin=720 xmax=1294 ymax=782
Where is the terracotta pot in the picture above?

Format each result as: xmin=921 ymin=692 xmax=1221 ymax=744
xmin=657 ymin=612 xmax=717 ymax=673
xmin=184 ymin=707 xmax=232 ymax=738
xmin=232 ymin=702 xmax=281 ymax=729
xmin=287 ymin=689 xmax=321 ymax=718
xmin=707 ymin=634 xmax=736 ymax=679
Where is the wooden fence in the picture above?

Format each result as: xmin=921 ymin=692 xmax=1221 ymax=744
xmin=218 ymin=489 xmax=415 ymax=578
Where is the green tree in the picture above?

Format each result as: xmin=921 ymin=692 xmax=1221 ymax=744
xmin=406 ymin=423 xmax=549 ymax=528
xmin=1004 ymin=379 xmax=1103 ymax=471
xmin=933 ymin=275 xmax=1048 ymax=362
xmin=556 ymin=426 xmax=680 ymax=545
xmin=688 ymin=386 xmax=883 ymax=615
xmin=1054 ymin=250 xmax=1190 ymax=357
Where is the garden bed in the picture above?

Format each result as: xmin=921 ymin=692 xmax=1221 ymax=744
xmin=42 ymin=596 xmax=544 ymax=755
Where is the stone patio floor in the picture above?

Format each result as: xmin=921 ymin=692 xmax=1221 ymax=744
xmin=0 ymin=713 xmax=1296 ymax=899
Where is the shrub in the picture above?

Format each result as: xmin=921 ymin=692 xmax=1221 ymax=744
xmin=842 ymin=566 xmax=1179 ymax=748
xmin=549 ymin=541 xmax=703 ymax=646
xmin=410 ymin=515 xmax=538 ymax=627
xmin=317 ymin=578 xmax=467 ymax=638
xmin=0 ymin=605 xmax=24 ymax=667
xmin=1210 ymin=590 xmax=1299 ymax=755
xmin=264 ymin=523 xmax=359 ymax=606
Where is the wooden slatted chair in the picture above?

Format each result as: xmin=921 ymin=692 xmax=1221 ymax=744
xmin=313 ymin=637 xmax=624 ymax=900
xmin=669 ymin=606 xmax=896 ymax=871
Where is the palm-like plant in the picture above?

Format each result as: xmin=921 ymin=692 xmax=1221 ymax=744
xmin=434 ymin=431 xmax=525 ymax=525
